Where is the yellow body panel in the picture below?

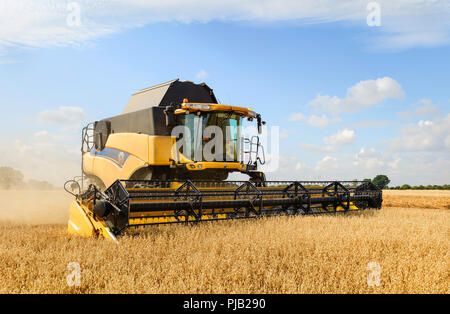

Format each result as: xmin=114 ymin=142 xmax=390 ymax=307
xmin=84 ymin=151 xmax=147 ymax=188
xmin=107 ymin=133 xmax=181 ymax=165
xmin=151 ymin=136 xmax=178 ymax=165
xmin=106 ymin=133 xmax=150 ymax=162
xmin=68 ymin=200 xmax=118 ymax=243
xmin=68 ymin=200 xmax=96 ymax=237
xmin=83 ymin=133 xmax=175 ymax=186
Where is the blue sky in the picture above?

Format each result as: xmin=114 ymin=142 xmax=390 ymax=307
xmin=0 ymin=1 xmax=449 ymax=186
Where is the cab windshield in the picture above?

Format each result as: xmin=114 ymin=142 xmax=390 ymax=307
xmin=177 ymin=112 xmax=242 ymax=162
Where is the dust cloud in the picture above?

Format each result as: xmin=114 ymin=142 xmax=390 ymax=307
xmin=0 ymin=190 xmax=72 ymax=225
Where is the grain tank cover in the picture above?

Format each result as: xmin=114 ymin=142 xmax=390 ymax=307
xmin=123 ymin=79 xmax=218 ymax=114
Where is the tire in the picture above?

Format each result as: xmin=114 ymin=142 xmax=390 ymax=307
xmin=86 ymin=175 xmax=106 ymax=191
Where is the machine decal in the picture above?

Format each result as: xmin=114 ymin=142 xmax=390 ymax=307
xmin=91 ymin=148 xmax=130 ymax=168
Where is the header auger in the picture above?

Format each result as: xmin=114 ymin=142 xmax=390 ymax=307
xmin=66 ymin=79 xmax=382 ymax=242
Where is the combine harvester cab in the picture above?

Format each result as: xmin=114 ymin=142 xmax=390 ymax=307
xmin=65 ymin=79 xmax=382 ymax=242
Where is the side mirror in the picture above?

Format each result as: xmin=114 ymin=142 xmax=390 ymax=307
xmin=164 ymin=104 xmax=176 ymax=127
xmin=257 ymin=114 xmax=263 ymax=134
xmin=165 ymin=112 xmax=175 ymax=127
xmin=94 ymin=120 xmax=111 ymax=151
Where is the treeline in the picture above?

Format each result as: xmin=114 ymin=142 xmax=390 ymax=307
xmin=360 ymin=174 xmax=449 ymax=190
xmin=0 ymin=166 xmax=55 ymax=190
xmin=387 ymin=184 xmax=450 ymax=190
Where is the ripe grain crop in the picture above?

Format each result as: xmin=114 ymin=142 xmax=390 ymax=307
xmin=384 ymin=190 xmax=450 ymax=197
xmin=383 ymin=190 xmax=450 ymax=210
xmin=0 ymin=190 xmax=448 ymax=294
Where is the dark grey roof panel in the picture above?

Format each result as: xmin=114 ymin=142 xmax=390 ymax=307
xmin=123 ymin=79 xmax=218 ymax=114
xmin=123 ymin=79 xmax=177 ymax=114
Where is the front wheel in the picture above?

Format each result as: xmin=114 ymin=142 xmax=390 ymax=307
xmin=85 ymin=175 xmax=106 ymax=191
xmin=127 ymin=166 xmax=172 ymax=188
xmin=248 ymin=171 xmax=267 ymax=187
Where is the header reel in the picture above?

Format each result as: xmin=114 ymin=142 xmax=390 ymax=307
xmin=67 ymin=179 xmax=382 ymax=242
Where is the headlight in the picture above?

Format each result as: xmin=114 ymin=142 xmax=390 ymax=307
xmin=197 ymin=164 xmax=203 ymax=169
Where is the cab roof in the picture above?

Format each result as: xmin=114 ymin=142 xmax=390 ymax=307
xmin=123 ymin=79 xmax=218 ymax=114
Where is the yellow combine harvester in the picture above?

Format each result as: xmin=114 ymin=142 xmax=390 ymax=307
xmin=65 ymin=79 xmax=382 ymax=242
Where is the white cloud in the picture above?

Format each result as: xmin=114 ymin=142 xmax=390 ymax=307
xmin=288 ymin=113 xmax=341 ymax=126
xmin=388 ymin=158 xmax=401 ymax=169
xmin=308 ymin=115 xmax=328 ymax=127
xmin=308 ymin=77 xmax=405 ymax=115
xmin=294 ymin=162 xmax=305 ymax=171
xmin=0 ymin=1 xmax=114 ymax=49
xmin=397 ymin=99 xmax=441 ymax=119
xmin=348 ymin=147 xmax=449 ymax=184
xmin=0 ymin=0 xmax=449 ymax=56
xmin=323 ymin=129 xmax=355 ymax=146
xmin=279 ymin=129 xmax=289 ymax=139
xmin=300 ymin=142 xmax=336 ymax=153
xmin=355 ymin=147 xmax=378 ymax=159
xmin=301 ymin=129 xmax=356 ymax=153
xmin=366 ymin=4 xmax=450 ymax=51
xmin=353 ymin=147 xmax=385 ymax=171
xmin=195 ymin=69 xmax=208 ymax=80
xmin=308 ymin=114 xmax=341 ymax=127
xmin=348 ymin=119 xmax=394 ymax=129
xmin=445 ymin=136 xmax=450 ymax=149
xmin=392 ymin=155 xmax=450 ymax=185
xmin=268 ymin=155 xmax=302 ymax=176
xmin=261 ymin=148 xmax=448 ymax=186
xmin=390 ymin=114 xmax=450 ymax=152
xmin=315 ymin=156 xmax=338 ymax=171
xmin=305 ymin=95 xmax=341 ymax=114
xmin=37 ymin=106 xmax=86 ymax=129
xmin=33 ymin=130 xmax=65 ymax=141
xmin=288 ymin=112 xmax=305 ymax=121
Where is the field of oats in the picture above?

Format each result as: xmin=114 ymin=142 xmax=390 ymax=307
xmin=0 ymin=189 xmax=448 ymax=294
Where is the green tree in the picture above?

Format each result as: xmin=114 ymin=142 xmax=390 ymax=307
xmin=0 ymin=167 xmax=24 ymax=189
xmin=372 ymin=174 xmax=391 ymax=189
xmin=400 ymin=184 xmax=412 ymax=190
